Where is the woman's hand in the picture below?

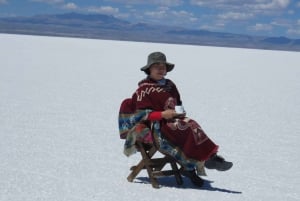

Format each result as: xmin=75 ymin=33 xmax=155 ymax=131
xmin=161 ymin=109 xmax=177 ymax=120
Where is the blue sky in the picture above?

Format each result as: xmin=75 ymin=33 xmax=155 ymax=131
xmin=1 ymin=0 xmax=300 ymax=38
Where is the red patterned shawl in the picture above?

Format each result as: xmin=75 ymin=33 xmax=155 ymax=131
xmin=132 ymin=77 xmax=219 ymax=161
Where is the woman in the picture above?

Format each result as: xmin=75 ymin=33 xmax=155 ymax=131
xmin=123 ymin=52 xmax=232 ymax=187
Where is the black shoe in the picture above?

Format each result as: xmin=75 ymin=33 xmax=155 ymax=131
xmin=205 ymin=154 xmax=233 ymax=171
xmin=180 ymin=169 xmax=204 ymax=187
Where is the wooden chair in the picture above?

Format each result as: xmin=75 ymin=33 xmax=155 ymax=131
xmin=127 ymin=141 xmax=183 ymax=188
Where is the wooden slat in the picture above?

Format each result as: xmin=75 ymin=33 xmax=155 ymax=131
xmin=127 ymin=142 xmax=183 ymax=188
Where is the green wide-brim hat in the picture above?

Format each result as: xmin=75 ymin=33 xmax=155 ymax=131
xmin=140 ymin=52 xmax=175 ymax=73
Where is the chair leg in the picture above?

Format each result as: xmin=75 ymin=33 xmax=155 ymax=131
xmin=127 ymin=160 xmax=145 ymax=182
xmin=127 ymin=142 xmax=183 ymax=188
xmin=145 ymin=165 xmax=160 ymax=188
xmin=170 ymin=161 xmax=183 ymax=185
xmin=139 ymin=143 xmax=161 ymax=188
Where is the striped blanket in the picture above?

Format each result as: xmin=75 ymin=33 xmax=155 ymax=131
xmin=118 ymin=98 xmax=206 ymax=175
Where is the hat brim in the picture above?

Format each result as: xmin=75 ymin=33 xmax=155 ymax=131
xmin=140 ymin=62 xmax=174 ymax=72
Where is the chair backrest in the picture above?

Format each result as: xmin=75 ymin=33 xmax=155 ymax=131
xmin=118 ymin=98 xmax=136 ymax=139
xmin=118 ymin=98 xmax=153 ymax=142
xmin=119 ymin=98 xmax=135 ymax=114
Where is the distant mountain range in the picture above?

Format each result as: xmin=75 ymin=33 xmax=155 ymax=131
xmin=1 ymin=12 xmax=300 ymax=51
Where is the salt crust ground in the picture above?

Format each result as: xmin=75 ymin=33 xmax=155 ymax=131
xmin=0 ymin=34 xmax=299 ymax=201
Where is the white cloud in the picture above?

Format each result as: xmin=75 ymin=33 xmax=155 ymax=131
xmin=190 ymin=0 xmax=248 ymax=9
xmin=115 ymin=12 xmax=130 ymax=19
xmin=190 ymin=0 xmax=292 ymax=35
xmin=145 ymin=10 xmax=166 ymax=18
xmin=143 ymin=7 xmax=198 ymax=27
xmin=190 ymin=0 xmax=290 ymax=12
xmin=30 ymin=0 xmax=64 ymax=4
xmin=286 ymin=20 xmax=300 ymax=37
xmin=171 ymin=10 xmax=199 ymax=23
xmin=62 ymin=2 xmax=77 ymax=10
xmin=287 ymin=28 xmax=300 ymax=36
xmin=0 ymin=0 xmax=7 ymax=4
xmin=199 ymin=23 xmax=225 ymax=31
xmin=218 ymin=12 xmax=254 ymax=20
xmin=86 ymin=6 xmax=119 ymax=15
xmin=248 ymin=23 xmax=273 ymax=31
xmin=145 ymin=7 xmax=195 ymax=20
xmin=152 ymin=0 xmax=183 ymax=6
xmin=171 ymin=10 xmax=194 ymax=18
xmin=271 ymin=19 xmax=291 ymax=27
xmin=105 ymin=0 xmax=183 ymax=7
xmin=249 ymin=0 xmax=290 ymax=10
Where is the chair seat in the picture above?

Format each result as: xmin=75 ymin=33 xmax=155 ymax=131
xmin=127 ymin=141 xmax=183 ymax=188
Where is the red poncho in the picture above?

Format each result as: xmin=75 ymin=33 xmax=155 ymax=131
xmin=131 ymin=77 xmax=218 ymax=161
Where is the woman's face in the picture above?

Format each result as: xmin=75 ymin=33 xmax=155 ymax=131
xmin=149 ymin=63 xmax=167 ymax=81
